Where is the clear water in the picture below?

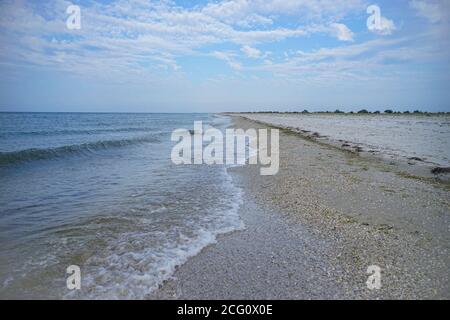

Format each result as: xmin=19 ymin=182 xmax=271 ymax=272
xmin=0 ymin=113 xmax=243 ymax=299
xmin=246 ymin=114 xmax=450 ymax=167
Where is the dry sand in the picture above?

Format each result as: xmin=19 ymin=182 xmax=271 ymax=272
xmin=151 ymin=115 xmax=449 ymax=299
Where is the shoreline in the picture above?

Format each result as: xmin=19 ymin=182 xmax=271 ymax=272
xmin=225 ymin=112 xmax=450 ymax=185
xmin=151 ymin=115 xmax=449 ymax=299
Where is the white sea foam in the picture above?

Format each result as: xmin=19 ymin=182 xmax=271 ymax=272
xmin=66 ymin=168 xmax=243 ymax=300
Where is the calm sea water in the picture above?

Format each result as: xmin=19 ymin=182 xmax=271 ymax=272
xmin=0 ymin=113 xmax=243 ymax=299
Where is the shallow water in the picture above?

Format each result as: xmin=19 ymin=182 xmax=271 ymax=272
xmin=246 ymin=114 xmax=450 ymax=167
xmin=0 ymin=113 xmax=243 ymax=299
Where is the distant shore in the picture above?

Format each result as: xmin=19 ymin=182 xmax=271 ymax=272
xmin=224 ymin=110 xmax=450 ymax=115
xmin=152 ymin=115 xmax=449 ymax=299
xmin=227 ymin=112 xmax=450 ymax=183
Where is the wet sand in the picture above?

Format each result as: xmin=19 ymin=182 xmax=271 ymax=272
xmin=151 ymin=115 xmax=449 ymax=299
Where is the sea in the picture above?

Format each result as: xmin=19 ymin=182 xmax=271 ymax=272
xmin=0 ymin=113 xmax=243 ymax=299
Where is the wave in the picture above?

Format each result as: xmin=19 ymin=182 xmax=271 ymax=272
xmin=0 ymin=135 xmax=161 ymax=166
xmin=0 ymin=127 xmax=161 ymax=138
xmin=65 ymin=168 xmax=243 ymax=299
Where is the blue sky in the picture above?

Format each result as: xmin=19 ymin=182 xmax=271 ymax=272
xmin=0 ymin=0 xmax=449 ymax=112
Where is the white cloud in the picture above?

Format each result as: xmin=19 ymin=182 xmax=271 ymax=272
xmin=409 ymin=0 xmax=444 ymax=23
xmin=0 ymin=0 xmax=424 ymax=83
xmin=202 ymin=0 xmax=365 ymax=23
xmin=379 ymin=17 xmax=396 ymax=35
xmin=370 ymin=16 xmax=396 ymax=35
xmin=241 ymin=45 xmax=262 ymax=58
xmin=211 ymin=51 xmax=242 ymax=71
xmin=1 ymin=0 xmax=363 ymax=79
xmin=248 ymin=36 xmax=426 ymax=82
xmin=235 ymin=14 xmax=273 ymax=28
xmin=330 ymin=23 xmax=354 ymax=41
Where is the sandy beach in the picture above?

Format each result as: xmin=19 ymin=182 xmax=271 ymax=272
xmin=152 ymin=114 xmax=450 ymax=299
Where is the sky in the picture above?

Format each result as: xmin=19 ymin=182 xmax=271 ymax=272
xmin=0 ymin=0 xmax=449 ymax=112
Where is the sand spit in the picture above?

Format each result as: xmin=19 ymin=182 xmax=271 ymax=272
xmin=151 ymin=115 xmax=449 ymax=299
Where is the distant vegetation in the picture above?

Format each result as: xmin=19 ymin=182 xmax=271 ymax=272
xmin=240 ymin=109 xmax=449 ymax=115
